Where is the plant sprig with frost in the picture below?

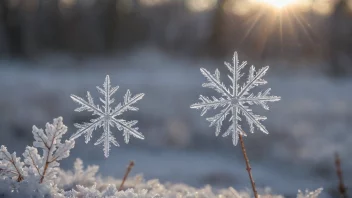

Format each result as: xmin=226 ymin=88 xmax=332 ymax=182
xmin=25 ymin=117 xmax=75 ymax=184
xmin=57 ymin=158 xmax=99 ymax=191
xmin=0 ymin=117 xmax=75 ymax=197
xmin=0 ymin=146 xmax=25 ymax=182
xmin=0 ymin=117 xmax=74 ymax=184
xmin=70 ymin=75 xmax=145 ymax=157
xmin=191 ymin=51 xmax=280 ymax=145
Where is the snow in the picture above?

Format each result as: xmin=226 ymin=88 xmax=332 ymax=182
xmin=0 ymin=47 xmax=349 ymax=197
xmin=1 ymin=117 xmax=322 ymax=197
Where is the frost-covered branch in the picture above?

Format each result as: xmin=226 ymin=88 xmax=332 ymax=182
xmin=1 ymin=117 xmax=74 ymax=186
xmin=0 ymin=146 xmax=24 ymax=182
xmin=24 ymin=117 xmax=75 ymax=184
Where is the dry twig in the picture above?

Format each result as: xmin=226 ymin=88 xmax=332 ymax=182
xmin=335 ymin=152 xmax=348 ymax=198
xmin=239 ymin=134 xmax=258 ymax=198
xmin=118 ymin=161 xmax=135 ymax=191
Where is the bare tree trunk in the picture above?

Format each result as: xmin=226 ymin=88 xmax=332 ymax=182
xmin=21 ymin=0 xmax=39 ymax=59
xmin=105 ymin=0 xmax=118 ymax=51
xmin=329 ymin=0 xmax=349 ymax=77
xmin=208 ymin=0 xmax=230 ymax=56
xmin=1 ymin=0 xmax=24 ymax=57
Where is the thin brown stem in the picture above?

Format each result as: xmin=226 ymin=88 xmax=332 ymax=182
xmin=40 ymin=162 xmax=49 ymax=183
xmin=239 ymin=134 xmax=258 ymax=198
xmin=118 ymin=161 xmax=135 ymax=191
xmin=40 ymin=122 xmax=64 ymax=183
xmin=335 ymin=152 xmax=348 ymax=198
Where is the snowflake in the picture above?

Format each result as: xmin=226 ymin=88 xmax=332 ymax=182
xmin=70 ymin=75 xmax=145 ymax=157
xmin=190 ymin=52 xmax=280 ymax=145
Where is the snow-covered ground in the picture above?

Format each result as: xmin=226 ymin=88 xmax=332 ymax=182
xmin=0 ymin=47 xmax=350 ymax=197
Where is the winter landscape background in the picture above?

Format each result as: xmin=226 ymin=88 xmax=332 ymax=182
xmin=1 ymin=0 xmax=352 ymax=197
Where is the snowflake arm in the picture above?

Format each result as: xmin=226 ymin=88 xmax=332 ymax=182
xmin=225 ymin=51 xmax=247 ymax=96
xmin=70 ymin=118 xmax=103 ymax=142
xmin=70 ymin=75 xmax=145 ymax=157
xmin=112 ymin=119 xmax=144 ymax=142
xmin=238 ymin=65 xmax=269 ymax=98
xmin=97 ymin=75 xmax=118 ymax=114
xmin=238 ymin=105 xmax=268 ymax=134
xmin=71 ymin=93 xmax=104 ymax=116
xmin=94 ymin=121 xmax=119 ymax=158
xmin=190 ymin=95 xmax=230 ymax=116
xmin=111 ymin=90 xmax=145 ymax=117
xmin=200 ymin=68 xmax=232 ymax=97
xmin=240 ymin=88 xmax=281 ymax=110
xmin=231 ymin=106 xmax=239 ymax=145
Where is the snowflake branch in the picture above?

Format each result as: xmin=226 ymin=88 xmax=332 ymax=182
xmin=231 ymin=106 xmax=238 ymax=145
xmin=206 ymin=105 xmax=232 ymax=136
xmin=71 ymin=94 xmax=104 ymax=116
xmin=70 ymin=118 xmax=103 ymax=140
xmin=240 ymin=88 xmax=281 ymax=110
xmin=112 ymin=119 xmax=145 ymax=141
xmin=190 ymin=96 xmax=230 ymax=116
xmin=200 ymin=68 xmax=232 ymax=97
xmin=238 ymin=66 xmax=269 ymax=98
xmin=94 ymin=122 xmax=119 ymax=158
xmin=238 ymin=105 xmax=268 ymax=134
xmin=111 ymin=92 xmax=145 ymax=117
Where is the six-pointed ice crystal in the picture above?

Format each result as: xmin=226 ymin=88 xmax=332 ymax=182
xmin=70 ymin=75 xmax=145 ymax=157
xmin=191 ymin=52 xmax=280 ymax=145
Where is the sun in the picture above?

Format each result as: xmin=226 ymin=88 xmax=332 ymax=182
xmin=257 ymin=0 xmax=297 ymax=8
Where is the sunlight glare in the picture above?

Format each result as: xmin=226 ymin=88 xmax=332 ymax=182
xmin=257 ymin=0 xmax=297 ymax=8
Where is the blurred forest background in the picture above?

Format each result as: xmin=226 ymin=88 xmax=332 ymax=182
xmin=1 ymin=0 xmax=352 ymax=198
xmin=0 ymin=0 xmax=352 ymax=68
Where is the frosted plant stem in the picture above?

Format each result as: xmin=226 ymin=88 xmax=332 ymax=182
xmin=239 ymin=134 xmax=258 ymax=198
xmin=118 ymin=161 xmax=135 ymax=191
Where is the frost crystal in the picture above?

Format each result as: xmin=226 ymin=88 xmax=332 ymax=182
xmin=191 ymin=52 xmax=280 ymax=145
xmin=70 ymin=75 xmax=145 ymax=157
xmin=297 ymin=188 xmax=323 ymax=198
